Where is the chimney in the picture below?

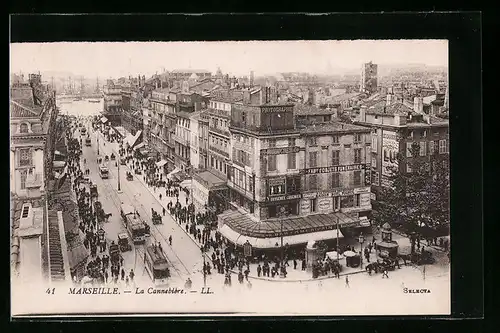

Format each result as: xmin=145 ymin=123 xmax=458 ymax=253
xmin=243 ymin=90 xmax=250 ymax=104
xmin=386 ymin=94 xmax=393 ymax=106
xmin=413 ymin=96 xmax=423 ymax=114
xmin=359 ymin=106 xmax=366 ymax=122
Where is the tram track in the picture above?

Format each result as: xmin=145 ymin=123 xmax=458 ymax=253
xmin=89 ymin=129 xmax=192 ymax=279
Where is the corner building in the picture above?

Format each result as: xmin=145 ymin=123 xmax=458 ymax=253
xmin=219 ymin=95 xmax=373 ymax=251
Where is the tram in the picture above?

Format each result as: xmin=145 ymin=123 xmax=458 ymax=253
xmin=144 ymin=244 xmax=170 ymax=286
xmin=120 ymin=204 xmax=146 ymax=244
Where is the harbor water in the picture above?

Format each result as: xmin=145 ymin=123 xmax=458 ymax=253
xmin=57 ymin=98 xmax=103 ymax=117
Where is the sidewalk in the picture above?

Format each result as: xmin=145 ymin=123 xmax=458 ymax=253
xmin=93 ymin=127 xmax=449 ymax=283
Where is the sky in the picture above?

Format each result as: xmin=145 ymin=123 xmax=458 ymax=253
xmin=10 ymin=40 xmax=448 ymax=79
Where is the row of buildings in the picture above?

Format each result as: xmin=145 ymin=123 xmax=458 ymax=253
xmin=10 ymin=74 xmax=87 ymax=286
xmin=101 ymin=67 xmax=449 ymax=250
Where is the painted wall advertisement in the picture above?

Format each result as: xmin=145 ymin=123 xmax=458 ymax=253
xmin=381 ymin=130 xmax=399 ymax=186
xmin=300 ymin=199 xmax=311 ymax=214
xmin=318 ymin=197 xmax=333 ymax=212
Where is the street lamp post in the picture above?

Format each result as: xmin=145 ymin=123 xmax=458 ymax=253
xmin=97 ymin=135 xmax=100 ymax=155
xmin=358 ymin=232 xmax=365 ymax=269
xmin=117 ymin=154 xmax=121 ymax=192
xmin=201 ymin=245 xmax=207 ymax=287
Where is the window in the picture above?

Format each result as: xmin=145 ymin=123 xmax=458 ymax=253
xmin=242 ymin=112 xmax=246 ymax=123
xmin=406 ymin=142 xmax=412 ymax=157
xmin=269 ymin=184 xmax=285 ymax=196
xmin=372 ymin=171 xmax=380 ymax=185
xmin=311 ymin=198 xmax=317 ymax=213
xmin=332 ymin=150 xmax=340 ymax=165
xmin=354 ymin=148 xmax=362 ymax=164
xmin=268 ymin=205 xmax=277 ymax=218
xmin=406 ymin=163 xmax=412 ymax=173
xmin=419 ymin=141 xmax=427 ymax=156
xmin=308 ymin=137 xmax=317 ymax=146
xmin=353 ymin=170 xmax=362 ymax=186
xmin=429 ymin=141 xmax=435 ymax=155
xmin=407 ymin=131 xmax=413 ymax=139
xmin=20 ymin=170 xmax=27 ymax=190
xmin=422 ymin=130 xmax=427 ymax=138
xmin=332 ymin=135 xmax=339 ymax=144
xmin=288 ymin=138 xmax=296 ymax=146
xmin=354 ymin=133 xmax=362 ymax=143
xmin=268 ymin=155 xmax=277 ymax=171
xmin=287 ymin=153 xmax=296 ymax=169
xmin=439 ymin=139 xmax=447 ymax=154
xmin=332 ymin=173 xmax=340 ymax=188
xmin=309 ymin=175 xmax=318 ymax=190
xmin=355 ymin=194 xmax=361 ymax=206
xmin=19 ymin=149 xmax=32 ymax=167
xmin=210 ymin=157 xmax=214 ymax=167
xmin=341 ymin=195 xmax=355 ymax=208
xmin=19 ymin=123 xmax=29 ymax=133
xmin=372 ymin=135 xmax=378 ymax=151
xmin=309 ymin=152 xmax=318 ymax=167
xmin=269 ymin=139 xmax=276 ymax=147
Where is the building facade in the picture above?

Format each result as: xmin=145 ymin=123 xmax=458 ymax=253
xmin=355 ymin=99 xmax=449 ymax=189
xmin=103 ymin=80 xmax=123 ymax=126
xmin=360 ymin=61 xmax=378 ymax=95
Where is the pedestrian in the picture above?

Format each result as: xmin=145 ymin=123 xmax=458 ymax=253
xmin=345 ymin=275 xmax=350 ymax=288
xmin=159 ymin=194 xmax=162 ymax=200
xmin=293 ymin=259 xmax=297 ymax=269
xmin=382 ymin=269 xmax=389 ymax=279
xmin=162 ymin=207 xmax=166 ymax=216
xmin=158 ymin=242 xmax=162 ymax=253
xmin=130 ymin=269 xmax=135 ymax=282
xmin=121 ymin=268 xmax=125 ymax=281
xmin=257 ymin=264 xmax=262 ymax=277
xmin=169 ymin=235 xmax=172 ymax=246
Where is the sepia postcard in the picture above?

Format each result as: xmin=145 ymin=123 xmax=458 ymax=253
xmin=10 ymin=39 xmax=451 ymax=317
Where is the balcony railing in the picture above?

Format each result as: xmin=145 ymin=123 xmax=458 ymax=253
xmin=209 ymin=145 xmax=230 ymax=159
xmin=209 ymin=126 xmax=231 ymax=138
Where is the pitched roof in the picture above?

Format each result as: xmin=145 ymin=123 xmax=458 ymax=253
xmin=300 ymin=121 xmax=370 ymax=135
xmin=10 ymin=100 xmax=41 ymax=118
xmin=295 ymin=103 xmax=337 ymax=116
xmin=366 ymin=102 xmax=417 ymax=116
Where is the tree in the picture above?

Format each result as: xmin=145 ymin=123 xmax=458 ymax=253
xmin=375 ymin=141 xmax=450 ymax=253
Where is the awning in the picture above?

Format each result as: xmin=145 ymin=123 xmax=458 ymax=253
xmin=133 ymin=142 xmax=145 ymax=151
xmin=167 ymin=167 xmax=181 ymax=180
xmin=219 ymin=224 xmax=345 ymax=249
xmin=156 ymin=160 xmax=167 ymax=168
xmin=101 ymin=116 xmax=108 ymax=123
xmin=53 ymin=160 xmax=66 ymax=169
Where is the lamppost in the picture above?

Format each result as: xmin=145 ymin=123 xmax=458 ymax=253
xmin=278 ymin=206 xmax=288 ymax=265
xmin=117 ymin=154 xmax=121 ymax=193
xmin=358 ymin=232 xmax=365 ymax=268
xmin=201 ymin=245 xmax=206 ymax=287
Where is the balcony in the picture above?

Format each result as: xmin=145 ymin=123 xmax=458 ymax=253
xmin=227 ymin=180 xmax=254 ymax=200
xmin=209 ymin=126 xmax=230 ymax=138
xmin=209 ymin=145 xmax=230 ymax=159
xmin=171 ymin=133 xmax=189 ymax=146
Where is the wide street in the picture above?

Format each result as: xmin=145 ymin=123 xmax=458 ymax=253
xmin=78 ymin=123 xmax=211 ymax=287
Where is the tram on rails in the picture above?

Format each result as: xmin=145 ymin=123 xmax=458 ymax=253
xmin=144 ymin=244 xmax=171 ymax=286
xmin=98 ymin=165 xmax=109 ymax=179
xmin=120 ymin=204 xmax=146 ymax=244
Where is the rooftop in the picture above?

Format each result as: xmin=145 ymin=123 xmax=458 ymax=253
xmin=295 ymin=103 xmax=337 ymax=116
xmin=171 ymin=69 xmax=211 ymax=74
xmin=300 ymin=121 xmax=370 ymax=135
xmin=193 ymin=170 xmax=227 ymax=190
xmin=366 ymin=102 xmax=418 ymax=116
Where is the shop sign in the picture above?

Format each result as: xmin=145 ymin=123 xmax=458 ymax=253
xmin=341 ymin=206 xmax=367 ymax=214
xmin=261 ymin=146 xmax=300 ymax=155
xmin=353 ymin=186 xmax=370 ymax=194
xmin=267 ymin=194 xmax=302 ymax=202
xmin=370 ymin=192 xmax=377 ymax=201
xmin=261 ymin=106 xmax=293 ymax=113
xmin=301 ymin=164 xmax=365 ymax=175
xmin=318 ymin=197 xmax=333 ymax=211
xmin=302 ymin=192 xmax=317 ymax=200
xmin=365 ymin=163 xmax=371 ymax=185
xmin=268 ymin=178 xmax=286 ymax=186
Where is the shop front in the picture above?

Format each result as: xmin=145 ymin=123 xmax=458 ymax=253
xmin=192 ymin=170 xmax=228 ymax=214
